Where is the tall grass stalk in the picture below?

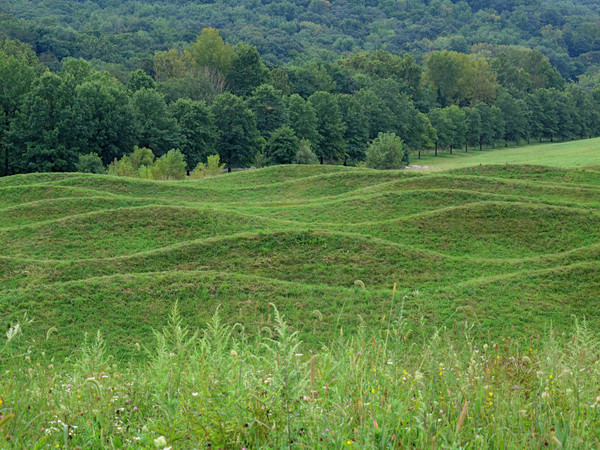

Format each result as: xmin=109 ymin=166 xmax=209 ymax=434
xmin=2 ymin=304 xmax=600 ymax=448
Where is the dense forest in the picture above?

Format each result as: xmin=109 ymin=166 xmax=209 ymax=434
xmin=1 ymin=0 xmax=600 ymax=176
xmin=2 ymin=0 xmax=600 ymax=79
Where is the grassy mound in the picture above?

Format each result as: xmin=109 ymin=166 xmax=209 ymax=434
xmin=353 ymin=201 xmax=600 ymax=258
xmin=1 ymin=162 xmax=599 ymax=358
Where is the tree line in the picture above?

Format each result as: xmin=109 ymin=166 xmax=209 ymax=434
xmin=2 ymin=31 xmax=600 ymax=176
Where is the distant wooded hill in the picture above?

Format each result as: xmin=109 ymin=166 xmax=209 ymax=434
xmin=1 ymin=0 xmax=600 ymax=80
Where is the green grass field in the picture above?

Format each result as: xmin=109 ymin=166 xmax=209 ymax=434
xmin=413 ymin=137 xmax=600 ymax=170
xmin=2 ymin=143 xmax=600 ymax=447
xmin=2 ymin=156 xmax=600 ymax=357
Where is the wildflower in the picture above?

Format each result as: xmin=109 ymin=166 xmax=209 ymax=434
xmin=489 ymin=392 xmax=493 ymax=398
xmin=549 ymin=374 xmax=553 ymax=380
xmin=192 ymin=392 xmax=199 ymax=397
xmin=230 ymin=350 xmax=238 ymax=357
xmin=346 ymin=441 xmax=353 ymax=446
xmin=154 ymin=436 xmax=168 ymax=449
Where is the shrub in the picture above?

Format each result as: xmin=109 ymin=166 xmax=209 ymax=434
xmin=152 ymin=149 xmax=187 ymax=180
xmin=76 ymin=153 xmax=105 ymax=174
xmin=107 ymin=155 xmax=136 ymax=176
xmin=191 ymin=154 xmax=226 ymax=179
xmin=130 ymin=146 xmax=155 ymax=170
xmin=295 ymin=139 xmax=318 ymax=164
xmin=266 ymin=126 xmax=299 ymax=165
xmin=365 ymin=132 xmax=409 ymax=169
xmin=253 ymin=150 xmax=270 ymax=168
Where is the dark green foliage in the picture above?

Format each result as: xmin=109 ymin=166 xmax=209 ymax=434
xmin=286 ymin=94 xmax=319 ymax=144
xmin=464 ymin=108 xmax=481 ymax=152
xmin=77 ymin=79 xmax=137 ymax=165
xmin=168 ymin=99 xmax=217 ymax=169
xmin=211 ymin=93 xmax=263 ymax=170
xmin=497 ymin=92 xmax=528 ymax=146
xmin=266 ymin=126 xmax=299 ymax=165
xmin=157 ymin=73 xmax=221 ymax=104
xmin=1 ymin=4 xmax=600 ymax=178
xmin=428 ymin=106 xmax=467 ymax=153
xmin=336 ymin=94 xmax=368 ymax=164
xmin=0 ymin=42 xmax=38 ymax=176
xmin=76 ymin=153 xmax=105 ymax=174
xmin=248 ymin=84 xmax=288 ymax=139
xmin=1 ymin=0 xmax=600 ymax=82
xmin=308 ymin=91 xmax=346 ymax=164
xmin=9 ymin=73 xmax=85 ymax=173
xmin=130 ymin=88 xmax=180 ymax=156
xmin=128 ymin=69 xmax=156 ymax=93
xmin=228 ymin=44 xmax=270 ymax=97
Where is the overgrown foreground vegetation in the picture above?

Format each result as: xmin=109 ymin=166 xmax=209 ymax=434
xmin=1 ymin=161 xmax=600 ymax=446
xmin=3 ymin=304 xmax=600 ymax=448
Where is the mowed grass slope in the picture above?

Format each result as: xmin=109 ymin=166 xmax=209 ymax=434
xmin=1 ymin=160 xmax=600 ymax=358
xmin=414 ymin=136 xmax=600 ymax=170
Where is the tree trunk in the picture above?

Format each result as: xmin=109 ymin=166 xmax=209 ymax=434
xmin=479 ymin=139 xmax=482 ymax=151
xmin=418 ymin=150 xmax=421 ymax=159
xmin=320 ymin=156 xmax=323 ymax=164
xmin=465 ymin=142 xmax=468 ymax=152
xmin=435 ymin=142 xmax=438 ymax=156
xmin=449 ymin=146 xmax=453 ymax=155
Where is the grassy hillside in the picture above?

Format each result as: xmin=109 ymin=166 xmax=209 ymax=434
xmin=414 ymin=137 xmax=600 ymax=170
xmin=1 ymin=161 xmax=600 ymax=359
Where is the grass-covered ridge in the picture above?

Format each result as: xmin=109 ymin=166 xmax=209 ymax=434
xmin=1 ymin=162 xmax=599 ymax=359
